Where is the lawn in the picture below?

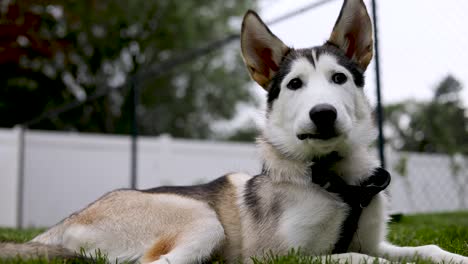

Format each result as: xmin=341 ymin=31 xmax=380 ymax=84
xmin=0 ymin=212 xmax=467 ymax=263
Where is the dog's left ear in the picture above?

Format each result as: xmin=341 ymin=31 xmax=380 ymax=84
xmin=328 ymin=0 xmax=373 ymax=70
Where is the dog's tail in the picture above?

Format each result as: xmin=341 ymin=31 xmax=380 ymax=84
xmin=0 ymin=242 xmax=78 ymax=260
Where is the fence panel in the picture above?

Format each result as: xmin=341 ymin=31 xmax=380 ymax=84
xmin=0 ymin=128 xmax=466 ymax=227
xmin=22 ymin=131 xmax=131 ymax=227
xmin=388 ymin=151 xmax=468 ymax=214
xmin=0 ymin=128 xmax=21 ymax=227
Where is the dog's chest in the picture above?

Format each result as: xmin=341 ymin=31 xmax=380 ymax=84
xmin=276 ymin=186 xmax=348 ymax=253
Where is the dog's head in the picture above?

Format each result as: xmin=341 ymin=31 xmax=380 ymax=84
xmin=241 ymin=0 xmax=376 ymax=161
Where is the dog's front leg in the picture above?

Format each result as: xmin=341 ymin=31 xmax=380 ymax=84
xmin=378 ymin=241 xmax=468 ymax=263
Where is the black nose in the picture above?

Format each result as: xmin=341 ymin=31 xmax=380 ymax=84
xmin=309 ymin=104 xmax=337 ymax=131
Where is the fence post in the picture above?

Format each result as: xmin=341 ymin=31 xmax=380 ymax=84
xmin=16 ymin=125 xmax=26 ymax=229
xmin=130 ymin=78 xmax=139 ymax=189
xmin=371 ymin=0 xmax=386 ymax=169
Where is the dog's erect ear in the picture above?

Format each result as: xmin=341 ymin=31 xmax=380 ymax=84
xmin=241 ymin=10 xmax=289 ymax=90
xmin=328 ymin=0 xmax=373 ymax=70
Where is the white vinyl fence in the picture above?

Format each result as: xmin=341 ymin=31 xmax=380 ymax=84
xmin=0 ymin=128 xmax=466 ymax=228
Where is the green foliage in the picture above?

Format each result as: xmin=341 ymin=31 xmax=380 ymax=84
xmin=393 ymin=154 xmax=408 ymax=177
xmin=0 ymin=0 xmax=257 ymax=138
xmin=225 ymin=125 xmax=259 ymax=142
xmin=384 ymin=75 xmax=468 ymax=154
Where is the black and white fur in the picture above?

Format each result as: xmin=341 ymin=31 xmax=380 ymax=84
xmin=1 ymin=0 xmax=467 ymax=263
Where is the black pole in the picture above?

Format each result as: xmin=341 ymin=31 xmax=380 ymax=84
xmin=130 ymin=79 xmax=138 ymax=189
xmin=371 ymin=0 xmax=385 ymax=169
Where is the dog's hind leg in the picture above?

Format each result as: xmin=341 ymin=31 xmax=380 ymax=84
xmin=378 ymin=241 xmax=468 ymax=263
xmin=142 ymin=217 xmax=225 ymax=264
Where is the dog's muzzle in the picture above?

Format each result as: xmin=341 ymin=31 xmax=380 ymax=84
xmin=297 ymin=104 xmax=339 ymax=140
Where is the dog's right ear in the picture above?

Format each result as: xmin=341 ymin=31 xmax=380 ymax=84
xmin=328 ymin=0 xmax=373 ymax=70
xmin=241 ymin=10 xmax=289 ymax=90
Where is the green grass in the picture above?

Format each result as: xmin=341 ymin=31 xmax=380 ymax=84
xmin=0 ymin=228 xmax=44 ymax=244
xmin=387 ymin=211 xmax=468 ymax=256
xmin=1 ymin=212 xmax=467 ymax=263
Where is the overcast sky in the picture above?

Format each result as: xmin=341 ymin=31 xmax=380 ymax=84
xmin=257 ymin=0 xmax=468 ymax=107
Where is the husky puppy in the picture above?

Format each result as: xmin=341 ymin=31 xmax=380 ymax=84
xmin=1 ymin=0 xmax=467 ymax=263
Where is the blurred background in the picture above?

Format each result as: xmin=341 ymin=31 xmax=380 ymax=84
xmin=0 ymin=0 xmax=467 ymax=228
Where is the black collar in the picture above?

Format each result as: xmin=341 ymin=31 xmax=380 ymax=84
xmin=310 ymin=152 xmax=391 ymax=253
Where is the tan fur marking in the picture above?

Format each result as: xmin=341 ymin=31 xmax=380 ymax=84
xmin=213 ymin=174 xmax=246 ymax=262
xmin=73 ymin=206 xmax=101 ymax=225
xmin=70 ymin=192 xmax=124 ymax=225
xmin=141 ymin=234 xmax=177 ymax=263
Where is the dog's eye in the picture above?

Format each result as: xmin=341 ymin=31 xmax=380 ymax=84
xmin=287 ymin=78 xmax=303 ymax=90
xmin=332 ymin=73 xmax=347 ymax=85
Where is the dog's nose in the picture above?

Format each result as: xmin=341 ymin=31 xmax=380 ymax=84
xmin=309 ymin=104 xmax=337 ymax=130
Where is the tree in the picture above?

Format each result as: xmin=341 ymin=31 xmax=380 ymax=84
xmin=0 ymin=0 xmax=257 ymax=138
xmin=384 ymin=75 xmax=468 ymax=154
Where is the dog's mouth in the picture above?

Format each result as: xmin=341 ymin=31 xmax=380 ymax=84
xmin=297 ymin=132 xmax=339 ymax=141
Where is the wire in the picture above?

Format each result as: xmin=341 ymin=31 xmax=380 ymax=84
xmin=266 ymin=0 xmax=338 ymax=25
xmin=136 ymin=0 xmax=338 ymax=81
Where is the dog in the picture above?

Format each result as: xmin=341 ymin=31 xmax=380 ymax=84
xmin=1 ymin=0 xmax=467 ymax=263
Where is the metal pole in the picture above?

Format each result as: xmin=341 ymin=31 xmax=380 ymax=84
xmin=371 ymin=0 xmax=386 ymax=169
xmin=17 ymin=125 xmax=26 ymax=228
xmin=130 ymin=79 xmax=138 ymax=189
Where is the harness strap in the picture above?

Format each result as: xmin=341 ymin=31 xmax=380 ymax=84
xmin=310 ymin=152 xmax=391 ymax=253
